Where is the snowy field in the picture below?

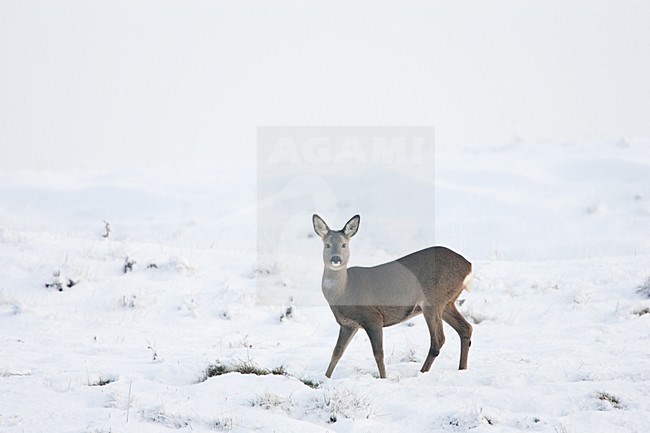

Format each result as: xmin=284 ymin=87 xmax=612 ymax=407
xmin=2 ymin=1 xmax=650 ymax=432
xmin=1 ymin=141 xmax=649 ymax=433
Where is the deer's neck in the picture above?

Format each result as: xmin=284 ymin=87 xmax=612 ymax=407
xmin=322 ymin=267 xmax=348 ymax=302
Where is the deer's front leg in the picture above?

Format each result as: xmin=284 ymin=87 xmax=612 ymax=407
xmin=325 ymin=325 xmax=358 ymax=378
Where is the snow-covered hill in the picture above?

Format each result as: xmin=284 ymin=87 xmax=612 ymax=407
xmin=1 ymin=141 xmax=648 ymax=433
xmin=2 ymin=1 xmax=649 ymax=431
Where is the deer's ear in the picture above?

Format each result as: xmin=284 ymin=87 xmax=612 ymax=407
xmin=312 ymin=214 xmax=330 ymax=238
xmin=342 ymin=214 xmax=360 ymax=238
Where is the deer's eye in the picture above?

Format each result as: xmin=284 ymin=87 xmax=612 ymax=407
xmin=342 ymin=243 xmax=347 ymax=248
xmin=325 ymin=243 xmax=331 ymax=249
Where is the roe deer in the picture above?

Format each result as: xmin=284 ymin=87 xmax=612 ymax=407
xmin=313 ymin=214 xmax=473 ymax=379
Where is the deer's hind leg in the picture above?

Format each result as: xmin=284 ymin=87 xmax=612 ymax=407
xmin=443 ymin=302 xmax=472 ymax=370
xmin=420 ymin=305 xmax=445 ymax=373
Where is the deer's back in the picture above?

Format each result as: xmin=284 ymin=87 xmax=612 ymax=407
xmin=397 ymin=246 xmax=471 ymax=296
xmin=345 ymin=246 xmax=471 ymax=307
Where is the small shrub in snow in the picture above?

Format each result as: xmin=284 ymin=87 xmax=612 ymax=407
xmin=637 ymin=277 xmax=650 ymax=298
xmin=441 ymin=408 xmax=494 ymax=430
xmin=251 ymin=267 xmax=272 ymax=278
xmin=280 ymin=306 xmax=293 ymax=321
xmin=213 ymin=415 xmax=240 ymax=432
xmin=229 ymin=335 xmax=252 ymax=349
xmin=310 ymin=387 xmax=375 ymax=423
xmin=44 ymin=279 xmax=63 ymax=291
xmin=270 ymin=365 xmax=288 ymax=375
xmin=235 ymin=362 xmax=279 ymax=376
xmin=515 ymin=416 xmax=544 ymax=430
xmin=120 ymin=295 xmax=137 ymax=308
xmin=123 ymin=257 xmax=136 ymax=274
xmin=632 ymin=306 xmax=650 ymax=316
xmin=146 ymin=339 xmax=158 ymax=361
xmin=89 ymin=376 xmax=116 ymax=387
xmin=102 ymin=219 xmax=111 ymax=239
xmin=234 ymin=362 xmax=264 ymax=375
xmin=0 ymin=370 xmax=31 ymax=378
xmin=142 ymin=406 xmax=190 ymax=429
xmin=203 ymin=362 xmax=230 ymax=378
xmin=250 ymin=393 xmax=295 ymax=413
xmin=45 ymin=270 xmax=78 ymax=292
xmin=299 ymin=377 xmax=321 ymax=389
xmin=596 ymin=391 xmax=624 ymax=410
xmin=280 ymin=296 xmax=294 ymax=322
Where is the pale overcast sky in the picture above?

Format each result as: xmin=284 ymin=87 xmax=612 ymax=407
xmin=1 ymin=0 xmax=648 ymax=169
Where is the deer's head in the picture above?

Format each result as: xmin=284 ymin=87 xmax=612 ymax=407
xmin=313 ymin=214 xmax=360 ymax=270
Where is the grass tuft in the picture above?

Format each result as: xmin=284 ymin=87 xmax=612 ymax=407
xmin=271 ymin=365 xmax=288 ymax=376
xmin=89 ymin=376 xmax=116 ymax=386
xmin=299 ymin=377 xmax=321 ymax=389
xmin=200 ymin=361 xmax=290 ymax=382
xmin=249 ymin=393 xmax=294 ymax=412
xmin=200 ymin=360 xmax=320 ymax=388
xmin=203 ymin=362 xmax=230 ymax=378
xmin=234 ymin=362 xmax=269 ymax=376
xmin=633 ymin=307 xmax=650 ymax=316
xmin=312 ymin=387 xmax=375 ymax=423
xmin=596 ymin=391 xmax=624 ymax=409
xmin=637 ymin=277 xmax=650 ymax=298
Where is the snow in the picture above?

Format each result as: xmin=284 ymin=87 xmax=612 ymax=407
xmin=1 ymin=141 xmax=649 ymax=433
xmin=1 ymin=1 xmax=650 ymax=432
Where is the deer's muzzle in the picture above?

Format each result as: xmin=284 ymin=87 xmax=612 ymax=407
xmin=330 ymin=256 xmax=342 ymax=267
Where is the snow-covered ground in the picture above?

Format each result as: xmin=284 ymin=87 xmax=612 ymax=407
xmin=2 ymin=1 xmax=649 ymax=431
xmin=1 ymin=141 xmax=649 ymax=433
